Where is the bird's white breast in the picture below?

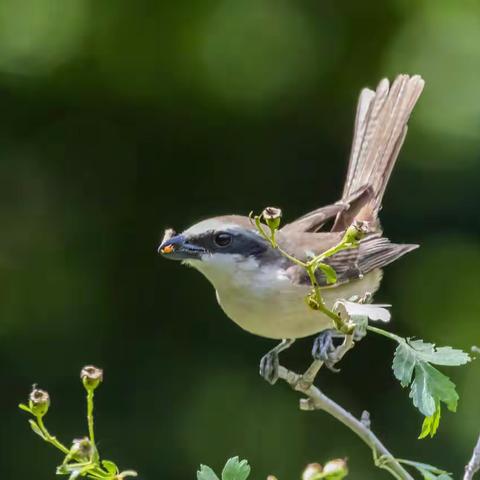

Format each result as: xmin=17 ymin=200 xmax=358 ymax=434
xmin=186 ymin=254 xmax=382 ymax=340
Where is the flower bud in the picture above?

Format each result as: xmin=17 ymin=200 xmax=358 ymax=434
xmin=81 ymin=365 xmax=103 ymax=391
xmin=302 ymin=463 xmax=323 ymax=480
xmin=345 ymin=221 xmax=369 ymax=244
xmin=323 ymin=458 xmax=348 ymax=478
xmin=267 ymin=476 xmax=278 ymax=480
xmin=71 ymin=437 xmax=93 ymax=461
xmin=262 ymin=207 xmax=282 ymax=231
xmin=29 ymin=387 xmax=50 ymax=417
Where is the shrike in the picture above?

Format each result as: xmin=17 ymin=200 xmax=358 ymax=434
xmin=159 ymin=74 xmax=424 ymax=383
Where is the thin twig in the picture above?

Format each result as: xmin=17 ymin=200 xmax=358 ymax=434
xmin=277 ymin=365 xmax=414 ymax=480
xmin=464 ymin=433 xmax=480 ymax=480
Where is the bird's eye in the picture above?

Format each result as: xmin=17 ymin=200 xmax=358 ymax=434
xmin=214 ymin=232 xmax=232 ymax=247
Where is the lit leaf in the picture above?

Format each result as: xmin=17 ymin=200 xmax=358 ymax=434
xmin=316 ymin=263 xmax=337 ymax=284
xmin=197 ymin=465 xmax=220 ymax=480
xmin=418 ymin=403 xmax=441 ymax=439
xmin=222 ymin=457 xmax=251 ymax=480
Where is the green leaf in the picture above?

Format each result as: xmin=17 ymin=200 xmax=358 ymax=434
xmin=410 ymin=363 xmax=459 ymax=416
xmin=407 ymin=340 xmax=471 ymax=366
xmin=398 ymin=459 xmax=452 ymax=480
xmin=316 ymin=262 xmax=337 ymax=284
xmin=197 ymin=465 xmax=220 ymax=480
xmin=18 ymin=403 xmax=32 ymax=414
xmin=102 ymin=460 xmax=119 ymax=475
xmin=418 ymin=403 xmax=441 ymax=439
xmin=28 ymin=419 xmax=46 ymax=440
xmin=393 ymin=342 xmax=416 ymax=387
xmin=389 ymin=337 xmax=469 ymax=435
xmin=222 ymin=457 xmax=251 ymax=480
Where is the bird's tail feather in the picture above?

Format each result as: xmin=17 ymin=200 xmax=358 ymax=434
xmin=332 ymin=74 xmax=424 ymax=231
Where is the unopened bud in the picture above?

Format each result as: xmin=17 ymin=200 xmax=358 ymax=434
xmin=302 ymin=463 xmax=323 ymax=480
xmin=267 ymin=476 xmax=278 ymax=480
xmin=345 ymin=221 xmax=369 ymax=244
xmin=262 ymin=207 xmax=282 ymax=231
xmin=81 ymin=365 xmax=103 ymax=391
xmin=71 ymin=437 xmax=93 ymax=461
xmin=29 ymin=387 xmax=50 ymax=417
xmin=323 ymin=458 xmax=348 ymax=478
xmin=306 ymin=291 xmax=320 ymax=310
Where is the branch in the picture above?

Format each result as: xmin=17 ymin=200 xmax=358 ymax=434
xmin=464 ymin=433 xmax=480 ymax=480
xmin=277 ymin=365 xmax=414 ymax=480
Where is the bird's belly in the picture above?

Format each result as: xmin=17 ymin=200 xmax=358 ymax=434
xmin=215 ymin=269 xmax=383 ymax=340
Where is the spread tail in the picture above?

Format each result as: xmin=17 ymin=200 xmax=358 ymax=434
xmin=333 ymin=74 xmax=424 ymax=231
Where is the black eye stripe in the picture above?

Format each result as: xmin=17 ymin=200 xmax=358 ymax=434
xmin=187 ymin=229 xmax=270 ymax=256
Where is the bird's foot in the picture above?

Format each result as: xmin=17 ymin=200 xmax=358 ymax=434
xmin=312 ymin=329 xmax=357 ymax=372
xmin=259 ymin=351 xmax=279 ymax=385
xmin=259 ymin=339 xmax=295 ymax=385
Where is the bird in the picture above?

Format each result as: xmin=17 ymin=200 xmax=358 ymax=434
xmin=158 ymin=74 xmax=425 ymax=384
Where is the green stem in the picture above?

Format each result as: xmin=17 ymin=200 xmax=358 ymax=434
xmin=87 ymin=389 xmax=96 ymax=448
xmin=277 ymin=245 xmax=307 ymax=268
xmin=367 ymin=325 xmax=403 ymax=343
xmin=36 ymin=416 xmax=70 ymax=455
xmin=305 ymin=266 xmax=346 ymax=329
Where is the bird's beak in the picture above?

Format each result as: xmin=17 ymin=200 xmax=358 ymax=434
xmin=158 ymin=234 xmax=205 ymax=260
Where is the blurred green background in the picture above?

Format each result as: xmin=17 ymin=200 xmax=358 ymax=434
xmin=1 ymin=0 xmax=479 ymax=478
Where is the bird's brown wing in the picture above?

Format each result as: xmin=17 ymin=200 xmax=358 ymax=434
xmin=279 ymin=231 xmax=418 ymax=287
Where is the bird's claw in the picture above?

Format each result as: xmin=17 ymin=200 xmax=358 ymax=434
xmin=312 ymin=330 xmax=345 ymax=372
xmin=259 ymin=351 xmax=279 ymax=385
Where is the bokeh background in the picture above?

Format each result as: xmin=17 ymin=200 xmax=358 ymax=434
xmin=1 ymin=0 xmax=479 ymax=478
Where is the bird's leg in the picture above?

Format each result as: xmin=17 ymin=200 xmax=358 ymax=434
xmin=259 ymin=339 xmax=295 ymax=385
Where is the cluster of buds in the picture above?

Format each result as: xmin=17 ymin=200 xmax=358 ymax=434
xmin=302 ymin=459 xmax=348 ymax=480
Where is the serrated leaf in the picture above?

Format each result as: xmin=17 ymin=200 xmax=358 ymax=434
xmin=409 ymin=363 xmax=458 ymax=416
xmin=392 ymin=342 xmax=416 ymax=387
xmin=222 ymin=457 xmax=251 ymax=480
xmin=407 ymin=340 xmax=471 ymax=366
xmin=18 ymin=403 xmax=32 ymax=414
xmin=28 ymin=419 xmax=46 ymax=440
xmin=419 ymin=403 xmax=441 ymax=439
xmin=316 ymin=263 xmax=337 ymax=284
xmin=197 ymin=465 xmax=220 ymax=480
xmin=389 ymin=336 xmax=467 ymax=432
xmin=102 ymin=460 xmax=119 ymax=475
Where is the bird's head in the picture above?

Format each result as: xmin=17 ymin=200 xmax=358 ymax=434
xmin=158 ymin=215 xmax=281 ymax=285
